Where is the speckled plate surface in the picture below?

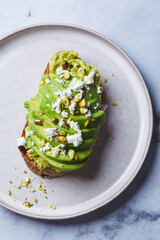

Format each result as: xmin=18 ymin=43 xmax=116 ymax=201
xmin=0 ymin=24 xmax=153 ymax=219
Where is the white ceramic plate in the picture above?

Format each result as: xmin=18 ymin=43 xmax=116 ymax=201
xmin=0 ymin=24 xmax=153 ymax=219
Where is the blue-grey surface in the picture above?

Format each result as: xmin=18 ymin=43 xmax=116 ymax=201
xmin=0 ymin=0 xmax=160 ymax=239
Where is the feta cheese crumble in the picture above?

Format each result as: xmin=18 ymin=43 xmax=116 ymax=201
xmin=52 ymin=144 xmax=66 ymax=157
xmin=85 ymin=110 xmax=92 ymax=118
xmin=58 ymin=118 xmax=65 ymax=127
xmin=70 ymin=78 xmax=85 ymax=92
xmin=52 ymin=98 xmax=61 ymax=114
xmin=45 ymin=78 xmax=51 ymax=84
xmin=69 ymin=120 xmax=80 ymax=131
xmin=25 ymin=130 xmax=34 ymax=138
xmin=97 ymin=86 xmax=101 ymax=94
xmin=45 ymin=128 xmax=57 ymax=140
xmin=69 ymin=100 xmax=77 ymax=115
xmin=84 ymin=71 xmax=95 ymax=84
xmin=40 ymin=142 xmax=51 ymax=153
xmin=61 ymin=111 xmax=68 ymax=118
xmin=17 ymin=137 xmax=26 ymax=147
xmin=66 ymin=132 xmax=83 ymax=147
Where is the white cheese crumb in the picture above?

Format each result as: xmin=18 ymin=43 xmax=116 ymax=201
xmin=70 ymin=78 xmax=85 ymax=92
xmin=58 ymin=118 xmax=65 ymax=127
xmin=97 ymin=86 xmax=101 ymax=94
xmin=85 ymin=86 xmax=90 ymax=91
xmin=56 ymin=67 xmax=64 ymax=75
xmin=52 ymin=144 xmax=65 ymax=157
xmin=69 ymin=120 xmax=80 ymax=131
xmin=66 ymin=132 xmax=83 ymax=147
xmin=17 ymin=137 xmax=26 ymax=147
xmin=85 ymin=110 xmax=92 ymax=118
xmin=84 ymin=71 xmax=95 ymax=84
xmin=87 ymin=102 xmax=90 ymax=107
xmin=61 ymin=111 xmax=68 ymax=118
xmin=52 ymin=98 xmax=61 ymax=114
xmin=55 ymin=89 xmax=72 ymax=99
xmin=25 ymin=130 xmax=34 ymax=138
xmin=94 ymin=103 xmax=99 ymax=109
xmin=69 ymin=100 xmax=77 ymax=115
xmin=74 ymin=89 xmax=83 ymax=100
xmin=55 ymin=78 xmax=63 ymax=84
xmin=45 ymin=128 xmax=57 ymax=140
xmin=45 ymin=78 xmax=51 ymax=84
xmin=40 ymin=142 xmax=51 ymax=153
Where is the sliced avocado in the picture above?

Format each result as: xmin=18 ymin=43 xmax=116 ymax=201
xmin=32 ymin=145 xmax=89 ymax=171
xmin=31 ymin=134 xmax=92 ymax=163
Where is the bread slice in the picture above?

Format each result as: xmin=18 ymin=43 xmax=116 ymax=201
xmin=18 ymin=51 xmax=68 ymax=178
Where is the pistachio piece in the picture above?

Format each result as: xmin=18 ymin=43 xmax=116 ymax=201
xmin=73 ymin=98 xmax=80 ymax=103
xmin=62 ymin=61 xmax=69 ymax=69
xmin=72 ymin=66 xmax=78 ymax=72
xmin=68 ymin=149 xmax=75 ymax=160
xmin=58 ymin=130 xmax=66 ymax=136
xmin=8 ymin=190 xmax=11 ymax=195
xmin=78 ymin=99 xmax=86 ymax=108
xmin=34 ymin=198 xmax=38 ymax=204
xmin=58 ymin=136 xmax=68 ymax=145
xmin=34 ymin=120 xmax=42 ymax=125
xmin=80 ymin=108 xmax=88 ymax=115
xmin=23 ymin=201 xmax=33 ymax=208
xmin=74 ymin=154 xmax=78 ymax=160
xmin=52 ymin=118 xmax=58 ymax=124
xmin=85 ymin=120 xmax=90 ymax=127
xmin=64 ymin=71 xmax=71 ymax=80
xmin=74 ymin=62 xmax=80 ymax=67
xmin=66 ymin=118 xmax=71 ymax=125
xmin=103 ymin=78 xmax=107 ymax=83
xmin=39 ymin=80 xmax=44 ymax=86
xmin=61 ymin=98 xmax=70 ymax=106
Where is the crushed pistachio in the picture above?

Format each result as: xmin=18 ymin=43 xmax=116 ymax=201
xmin=23 ymin=201 xmax=33 ymax=208
xmin=25 ymin=177 xmax=30 ymax=187
xmin=61 ymin=98 xmax=70 ymax=106
xmin=117 ymin=120 xmax=119 ymax=122
xmin=58 ymin=130 xmax=66 ymax=136
xmin=18 ymin=184 xmax=22 ymax=189
xmin=103 ymin=78 xmax=107 ymax=82
xmin=8 ymin=190 xmax=11 ymax=195
xmin=29 ymin=189 xmax=36 ymax=193
xmin=38 ymin=184 xmax=43 ymax=190
xmin=80 ymin=108 xmax=88 ymax=114
xmin=78 ymin=99 xmax=86 ymax=108
xmin=23 ymin=170 xmax=27 ymax=174
xmin=50 ymin=205 xmax=56 ymax=210
xmin=64 ymin=71 xmax=70 ymax=80
xmin=34 ymin=198 xmax=38 ymax=204
xmin=45 ymin=196 xmax=48 ymax=199
xmin=85 ymin=120 xmax=90 ymax=127
xmin=109 ymin=137 xmax=114 ymax=140
xmin=9 ymin=180 xmax=12 ymax=184
xmin=73 ymin=98 xmax=80 ymax=103
xmin=112 ymin=103 xmax=118 ymax=106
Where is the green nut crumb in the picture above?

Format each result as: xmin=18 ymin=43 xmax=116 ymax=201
xmin=9 ymin=180 xmax=12 ymax=184
xmin=23 ymin=201 xmax=33 ymax=208
xmin=8 ymin=190 xmax=11 ymax=195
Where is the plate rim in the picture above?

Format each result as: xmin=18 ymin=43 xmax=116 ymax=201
xmin=0 ymin=23 xmax=153 ymax=220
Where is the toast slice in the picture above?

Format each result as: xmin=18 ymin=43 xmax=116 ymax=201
xmin=18 ymin=51 xmax=68 ymax=178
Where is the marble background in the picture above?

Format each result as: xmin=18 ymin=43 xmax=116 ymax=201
xmin=0 ymin=0 xmax=160 ymax=239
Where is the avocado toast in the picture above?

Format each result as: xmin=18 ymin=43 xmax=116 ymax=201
xmin=17 ymin=50 xmax=106 ymax=178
